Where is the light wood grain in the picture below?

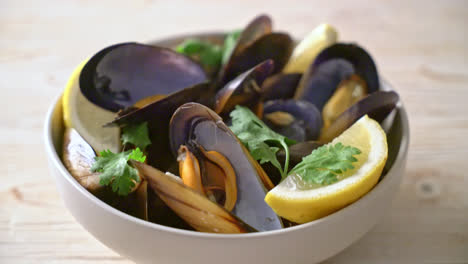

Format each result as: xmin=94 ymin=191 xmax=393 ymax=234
xmin=1 ymin=0 xmax=468 ymax=263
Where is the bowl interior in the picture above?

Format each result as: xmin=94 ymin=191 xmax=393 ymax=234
xmin=46 ymin=33 xmax=409 ymax=236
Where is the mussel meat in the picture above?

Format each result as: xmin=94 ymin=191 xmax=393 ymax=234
xmin=263 ymin=99 xmax=322 ymax=141
xmin=320 ymin=91 xmax=399 ymax=142
xmin=135 ymin=162 xmax=256 ymax=233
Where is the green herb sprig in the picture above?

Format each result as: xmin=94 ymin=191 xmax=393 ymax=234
xmin=290 ymin=143 xmax=361 ymax=185
xmin=91 ymin=122 xmax=152 ymax=196
xmin=121 ymin=122 xmax=151 ymax=150
xmin=229 ymin=105 xmax=295 ymax=179
xmin=91 ymin=148 xmax=146 ymax=196
xmin=229 ymin=107 xmax=361 ymax=186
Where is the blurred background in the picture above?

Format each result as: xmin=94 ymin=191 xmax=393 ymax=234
xmin=1 ymin=0 xmax=467 ymax=263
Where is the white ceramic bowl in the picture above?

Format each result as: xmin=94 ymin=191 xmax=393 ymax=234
xmin=44 ymin=34 xmax=409 ymax=264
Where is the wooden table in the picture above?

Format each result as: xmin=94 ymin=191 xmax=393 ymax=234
xmin=1 ymin=0 xmax=467 ymax=263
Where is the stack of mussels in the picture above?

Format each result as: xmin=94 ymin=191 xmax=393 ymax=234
xmin=62 ymin=15 xmax=399 ymax=233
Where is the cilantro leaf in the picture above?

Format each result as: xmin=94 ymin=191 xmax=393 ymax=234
xmin=91 ymin=148 xmax=146 ymax=196
xmin=176 ymin=39 xmax=223 ymax=69
xmin=221 ymin=29 xmax=242 ymax=65
xmin=290 ymin=143 xmax=361 ymax=186
xmin=229 ymin=105 xmax=295 ymax=179
xmin=121 ymin=122 xmax=151 ymax=150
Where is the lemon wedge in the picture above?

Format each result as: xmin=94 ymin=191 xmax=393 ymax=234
xmin=62 ymin=61 xmax=120 ymax=153
xmin=282 ymin=23 xmax=338 ymax=73
xmin=265 ymin=115 xmax=388 ymax=223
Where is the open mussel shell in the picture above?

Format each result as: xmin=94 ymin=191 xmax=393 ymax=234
xmin=313 ymin=43 xmax=380 ymax=94
xmin=263 ymin=99 xmax=322 ymax=141
xmin=217 ymin=15 xmax=272 ymax=86
xmin=219 ymin=33 xmax=293 ymax=87
xmin=320 ymin=91 xmax=399 ymax=142
xmin=169 ymin=102 xmax=283 ymax=231
xmin=294 ymin=58 xmax=355 ymax=111
xmin=80 ymin=42 xmax=207 ymax=112
xmin=134 ymin=162 xmax=256 ymax=233
xmin=233 ymin=14 xmax=273 ymax=55
xmin=261 ymin=73 xmax=302 ymax=101
xmin=111 ymin=82 xmax=212 ymax=171
xmin=214 ymin=60 xmax=274 ymax=116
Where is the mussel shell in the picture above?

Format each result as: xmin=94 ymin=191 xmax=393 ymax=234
xmin=295 ymin=58 xmax=355 ymax=111
xmin=214 ymin=60 xmax=274 ymax=115
xmin=217 ymin=15 xmax=272 ymax=86
xmin=263 ymin=99 xmax=322 ymax=141
xmin=219 ymin=33 xmax=294 ymax=87
xmin=80 ymin=43 xmax=207 ymax=112
xmin=111 ymin=82 xmax=213 ymax=171
xmin=261 ymin=73 xmax=302 ymax=101
xmin=146 ymin=185 xmax=194 ymax=230
xmin=169 ymin=103 xmax=283 ymax=231
xmin=135 ymin=162 xmax=256 ymax=233
xmin=320 ymin=91 xmax=399 ymax=142
xmin=313 ymin=43 xmax=380 ymax=94
xmin=233 ymin=14 xmax=273 ymax=55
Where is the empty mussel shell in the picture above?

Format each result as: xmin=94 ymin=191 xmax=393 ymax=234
xmin=231 ymin=14 xmax=273 ymax=56
xmin=217 ymin=15 xmax=273 ymax=86
xmin=80 ymin=42 xmax=207 ymax=112
xmin=223 ymin=33 xmax=293 ymax=84
xmin=214 ymin=60 xmax=274 ymax=116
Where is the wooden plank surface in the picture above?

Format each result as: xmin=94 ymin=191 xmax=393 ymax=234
xmin=1 ymin=0 xmax=467 ymax=263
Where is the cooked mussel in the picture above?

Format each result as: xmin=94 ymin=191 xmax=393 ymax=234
xmin=63 ymin=128 xmax=156 ymax=221
xmin=320 ymin=91 xmax=399 ymax=142
xmin=169 ymin=102 xmax=282 ymax=231
xmin=263 ymin=99 xmax=322 ymax=141
xmin=322 ymin=75 xmax=367 ymax=129
xmin=294 ymin=43 xmax=379 ymax=111
xmin=214 ymin=60 xmax=274 ymax=116
xmin=295 ymin=58 xmax=355 ymax=110
xmin=111 ymin=82 xmax=213 ymax=171
xmin=313 ymin=43 xmax=379 ymax=93
xmin=134 ymin=162 xmax=256 ymax=233
xmin=80 ymin=43 xmax=207 ymax=112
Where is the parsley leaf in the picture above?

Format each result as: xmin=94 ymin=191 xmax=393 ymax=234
xmin=290 ymin=143 xmax=361 ymax=185
xmin=176 ymin=39 xmax=223 ymax=69
xmin=221 ymin=29 xmax=242 ymax=65
xmin=91 ymin=148 xmax=146 ymax=196
xmin=230 ymin=105 xmax=295 ymax=179
xmin=121 ymin=122 xmax=151 ymax=150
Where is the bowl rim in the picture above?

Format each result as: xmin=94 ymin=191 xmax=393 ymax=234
xmin=44 ymin=44 xmax=409 ymax=239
